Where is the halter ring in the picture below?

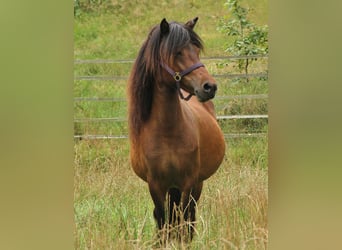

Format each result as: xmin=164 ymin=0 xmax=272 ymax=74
xmin=173 ymin=72 xmax=182 ymax=82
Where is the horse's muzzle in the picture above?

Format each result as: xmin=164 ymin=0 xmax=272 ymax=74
xmin=195 ymin=82 xmax=217 ymax=102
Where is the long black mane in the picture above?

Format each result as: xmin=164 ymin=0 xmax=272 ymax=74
xmin=127 ymin=20 xmax=204 ymax=139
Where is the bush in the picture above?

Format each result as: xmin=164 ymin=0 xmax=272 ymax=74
xmin=218 ymin=0 xmax=268 ymax=81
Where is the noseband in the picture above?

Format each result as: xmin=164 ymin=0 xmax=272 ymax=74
xmin=161 ymin=62 xmax=204 ymax=101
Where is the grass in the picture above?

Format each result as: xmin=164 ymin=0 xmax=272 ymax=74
xmin=74 ymin=0 xmax=267 ymax=59
xmin=74 ymin=0 xmax=268 ymax=249
xmin=74 ymin=138 xmax=267 ymax=249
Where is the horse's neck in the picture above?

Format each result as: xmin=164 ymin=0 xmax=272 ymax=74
xmin=150 ymin=82 xmax=185 ymax=132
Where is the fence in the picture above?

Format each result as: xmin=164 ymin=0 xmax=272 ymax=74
xmin=74 ymin=55 xmax=268 ymax=140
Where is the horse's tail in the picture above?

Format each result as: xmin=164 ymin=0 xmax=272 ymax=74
xmin=167 ymin=187 xmax=181 ymax=226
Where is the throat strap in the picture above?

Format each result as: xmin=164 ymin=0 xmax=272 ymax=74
xmin=161 ymin=62 xmax=204 ymax=101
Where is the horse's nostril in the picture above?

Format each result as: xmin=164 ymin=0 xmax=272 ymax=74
xmin=203 ymin=82 xmax=217 ymax=93
xmin=203 ymin=83 xmax=211 ymax=92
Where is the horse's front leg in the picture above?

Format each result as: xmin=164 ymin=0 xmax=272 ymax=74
xmin=148 ymin=181 xmax=167 ymax=230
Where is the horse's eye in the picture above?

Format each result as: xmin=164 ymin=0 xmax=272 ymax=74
xmin=176 ymin=51 xmax=182 ymax=57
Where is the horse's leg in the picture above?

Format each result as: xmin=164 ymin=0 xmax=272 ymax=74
xmin=182 ymin=181 xmax=203 ymax=240
xmin=168 ymin=187 xmax=181 ymax=226
xmin=148 ymin=181 xmax=166 ymax=230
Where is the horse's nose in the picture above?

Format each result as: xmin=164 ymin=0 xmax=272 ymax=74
xmin=203 ymin=82 xmax=217 ymax=93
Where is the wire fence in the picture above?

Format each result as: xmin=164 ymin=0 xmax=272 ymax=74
xmin=74 ymin=55 xmax=268 ymax=64
xmin=73 ymin=133 xmax=268 ymax=140
xmin=74 ymin=55 xmax=268 ymax=140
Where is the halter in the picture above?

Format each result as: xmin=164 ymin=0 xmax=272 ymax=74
xmin=161 ymin=62 xmax=205 ymax=101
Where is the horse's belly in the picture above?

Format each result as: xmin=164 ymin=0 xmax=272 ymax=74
xmin=198 ymin=118 xmax=226 ymax=180
xmin=130 ymin=146 xmax=148 ymax=182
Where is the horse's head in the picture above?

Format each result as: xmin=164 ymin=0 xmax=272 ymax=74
xmin=159 ymin=17 xmax=217 ymax=102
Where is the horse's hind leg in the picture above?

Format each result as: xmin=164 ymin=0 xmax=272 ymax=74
xmin=168 ymin=188 xmax=181 ymax=226
xmin=182 ymin=181 xmax=203 ymax=240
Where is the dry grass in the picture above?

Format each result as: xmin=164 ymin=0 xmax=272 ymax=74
xmin=74 ymin=138 xmax=267 ymax=249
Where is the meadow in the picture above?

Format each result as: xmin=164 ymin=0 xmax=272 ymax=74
xmin=74 ymin=0 xmax=268 ymax=249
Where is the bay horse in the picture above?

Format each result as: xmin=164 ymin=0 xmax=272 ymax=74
xmin=127 ymin=17 xmax=225 ymax=240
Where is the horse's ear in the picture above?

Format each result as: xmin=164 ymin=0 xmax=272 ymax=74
xmin=185 ymin=17 xmax=199 ymax=29
xmin=160 ymin=18 xmax=170 ymax=37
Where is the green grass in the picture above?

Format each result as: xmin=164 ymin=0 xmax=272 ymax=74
xmin=74 ymin=0 xmax=268 ymax=249
xmin=74 ymin=0 xmax=267 ymax=59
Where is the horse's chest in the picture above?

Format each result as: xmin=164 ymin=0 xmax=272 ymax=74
xmin=143 ymin=143 xmax=199 ymax=184
xmin=143 ymin=137 xmax=198 ymax=170
xmin=147 ymin=137 xmax=197 ymax=155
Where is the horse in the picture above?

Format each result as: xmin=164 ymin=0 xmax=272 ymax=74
xmin=127 ymin=17 xmax=225 ymax=241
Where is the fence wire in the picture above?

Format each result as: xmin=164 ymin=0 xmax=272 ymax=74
xmin=74 ymin=55 xmax=268 ymax=140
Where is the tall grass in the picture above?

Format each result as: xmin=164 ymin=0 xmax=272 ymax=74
xmin=74 ymin=138 xmax=267 ymax=249
xmin=74 ymin=0 xmax=268 ymax=249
